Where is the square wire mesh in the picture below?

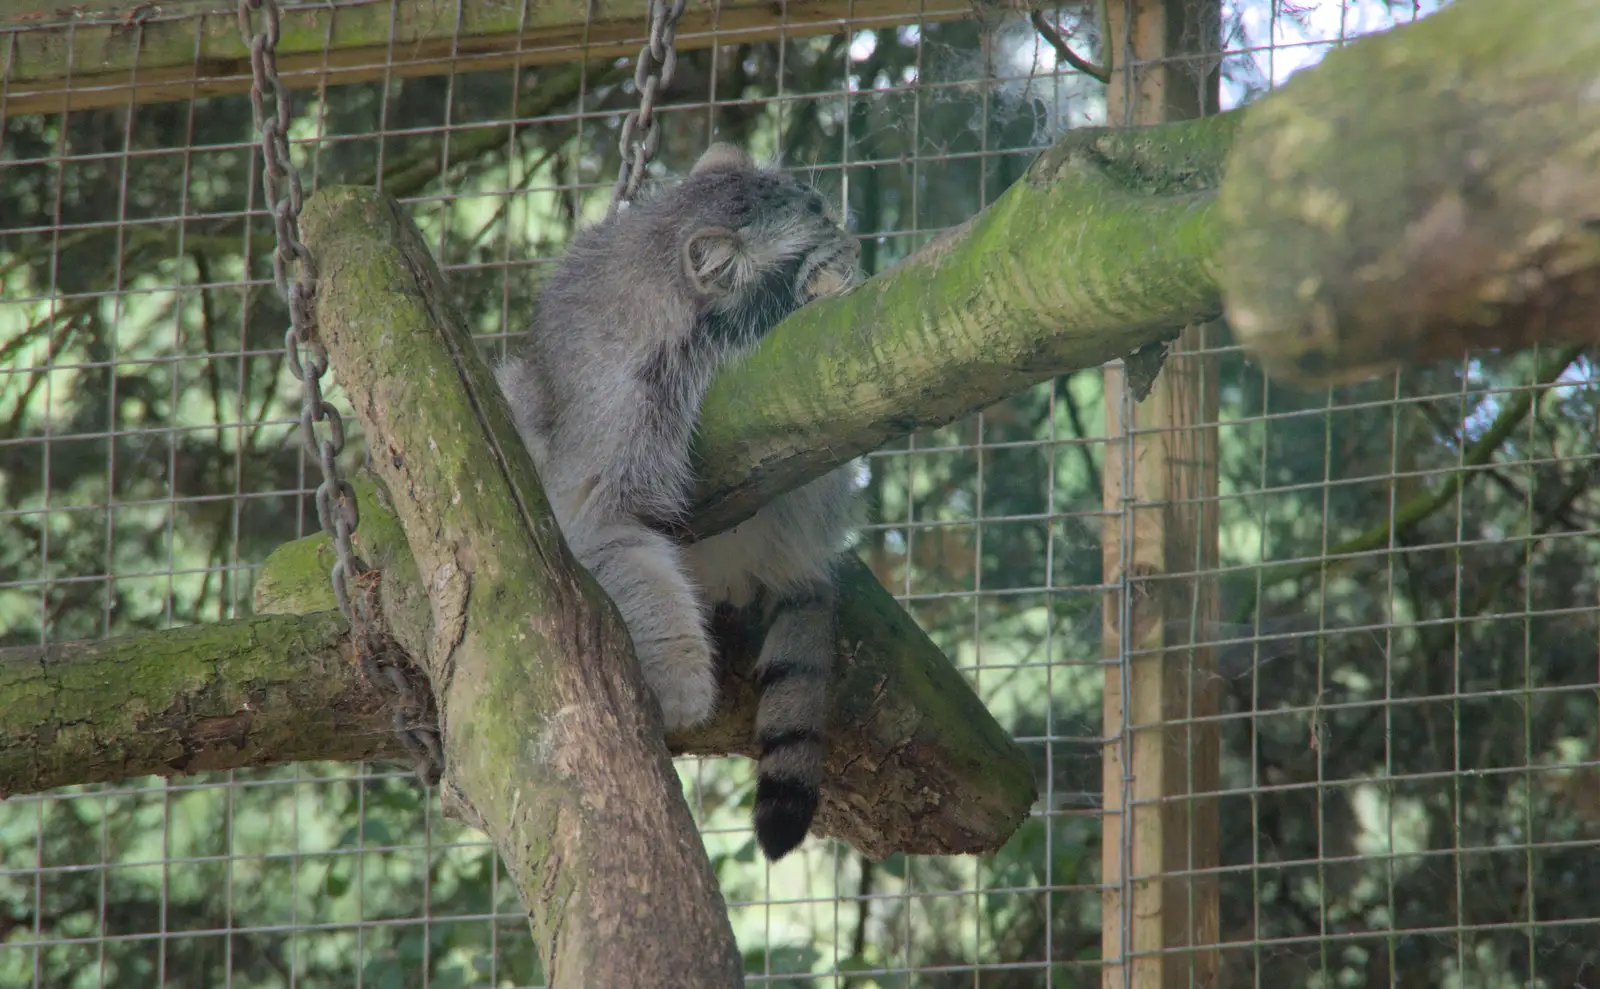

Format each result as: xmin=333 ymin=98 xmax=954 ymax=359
xmin=3 ymin=0 xmax=1598 ymax=986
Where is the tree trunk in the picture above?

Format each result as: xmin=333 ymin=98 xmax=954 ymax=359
xmin=301 ymin=187 xmax=744 ymax=988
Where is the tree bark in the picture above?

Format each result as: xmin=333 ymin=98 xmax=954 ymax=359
xmin=1218 ymin=0 xmax=1600 ymax=388
xmin=300 ymin=187 xmax=743 ymax=988
xmin=0 ymin=613 xmax=398 ymax=798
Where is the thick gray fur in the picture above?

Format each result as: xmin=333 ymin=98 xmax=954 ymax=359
xmin=494 ymin=144 xmax=862 ymax=860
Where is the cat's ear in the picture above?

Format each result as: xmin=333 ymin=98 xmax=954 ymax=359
xmin=683 ymin=225 xmax=746 ymax=296
xmin=691 ymin=143 xmax=754 ymax=176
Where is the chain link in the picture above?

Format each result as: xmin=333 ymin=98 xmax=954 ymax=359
xmin=610 ymin=0 xmax=687 ymax=212
xmin=238 ymin=0 xmax=443 ymax=786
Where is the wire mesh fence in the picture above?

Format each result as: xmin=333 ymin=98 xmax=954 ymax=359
xmin=3 ymin=0 xmax=1598 ymax=986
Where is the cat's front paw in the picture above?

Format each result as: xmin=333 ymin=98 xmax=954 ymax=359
xmin=641 ymin=640 xmax=719 ymax=731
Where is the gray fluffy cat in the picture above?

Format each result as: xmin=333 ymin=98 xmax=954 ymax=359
xmin=495 ymin=144 xmax=862 ymax=861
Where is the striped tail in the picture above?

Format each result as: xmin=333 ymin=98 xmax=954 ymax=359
xmin=751 ymin=581 xmax=837 ymax=861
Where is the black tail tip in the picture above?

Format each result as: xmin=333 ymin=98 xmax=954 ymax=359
xmin=754 ymin=776 xmax=819 ymax=861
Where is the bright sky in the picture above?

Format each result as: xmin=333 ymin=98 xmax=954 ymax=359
xmin=966 ymin=0 xmax=1453 ymax=109
xmin=1223 ymin=0 xmax=1447 ymax=104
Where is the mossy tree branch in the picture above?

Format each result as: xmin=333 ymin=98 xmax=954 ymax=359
xmin=690 ymin=112 xmax=1238 ymax=534
xmin=301 ymin=188 xmax=742 ymax=987
xmin=1219 ymin=0 xmax=1600 ymax=388
xmin=0 ymin=613 xmax=399 ymax=799
xmin=695 ymin=0 xmax=1600 ymax=531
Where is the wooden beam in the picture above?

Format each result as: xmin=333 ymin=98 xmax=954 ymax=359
xmin=1099 ymin=1 xmax=1222 ymax=986
xmin=0 ymin=0 xmax=982 ymax=117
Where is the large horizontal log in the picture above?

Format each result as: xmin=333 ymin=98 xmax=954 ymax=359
xmin=0 ymin=0 xmax=983 ymax=117
xmin=1218 ymin=0 xmax=1600 ymax=388
xmin=0 ymin=524 xmax=1038 ymax=861
xmin=0 ymin=613 xmax=394 ymax=796
xmin=252 ymin=475 xmax=1037 ymax=859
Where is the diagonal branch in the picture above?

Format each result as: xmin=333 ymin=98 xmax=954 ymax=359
xmin=689 ymin=112 xmax=1238 ymax=535
xmin=299 ymin=188 xmax=742 ymax=987
xmin=1030 ymin=10 xmax=1110 ymax=84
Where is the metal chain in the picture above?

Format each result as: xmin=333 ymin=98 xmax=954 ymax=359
xmin=610 ymin=0 xmax=687 ymax=212
xmin=238 ymin=0 xmax=443 ymax=786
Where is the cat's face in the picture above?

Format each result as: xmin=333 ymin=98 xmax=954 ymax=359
xmin=674 ymin=146 xmax=861 ymax=329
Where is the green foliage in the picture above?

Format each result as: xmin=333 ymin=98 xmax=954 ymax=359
xmin=0 ymin=767 xmax=543 ymax=988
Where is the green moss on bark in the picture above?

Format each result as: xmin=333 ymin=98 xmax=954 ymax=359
xmin=301 ymin=186 xmax=745 ymax=988
xmin=0 ymin=613 xmax=396 ymax=795
xmin=691 ymin=114 xmax=1238 ymax=534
